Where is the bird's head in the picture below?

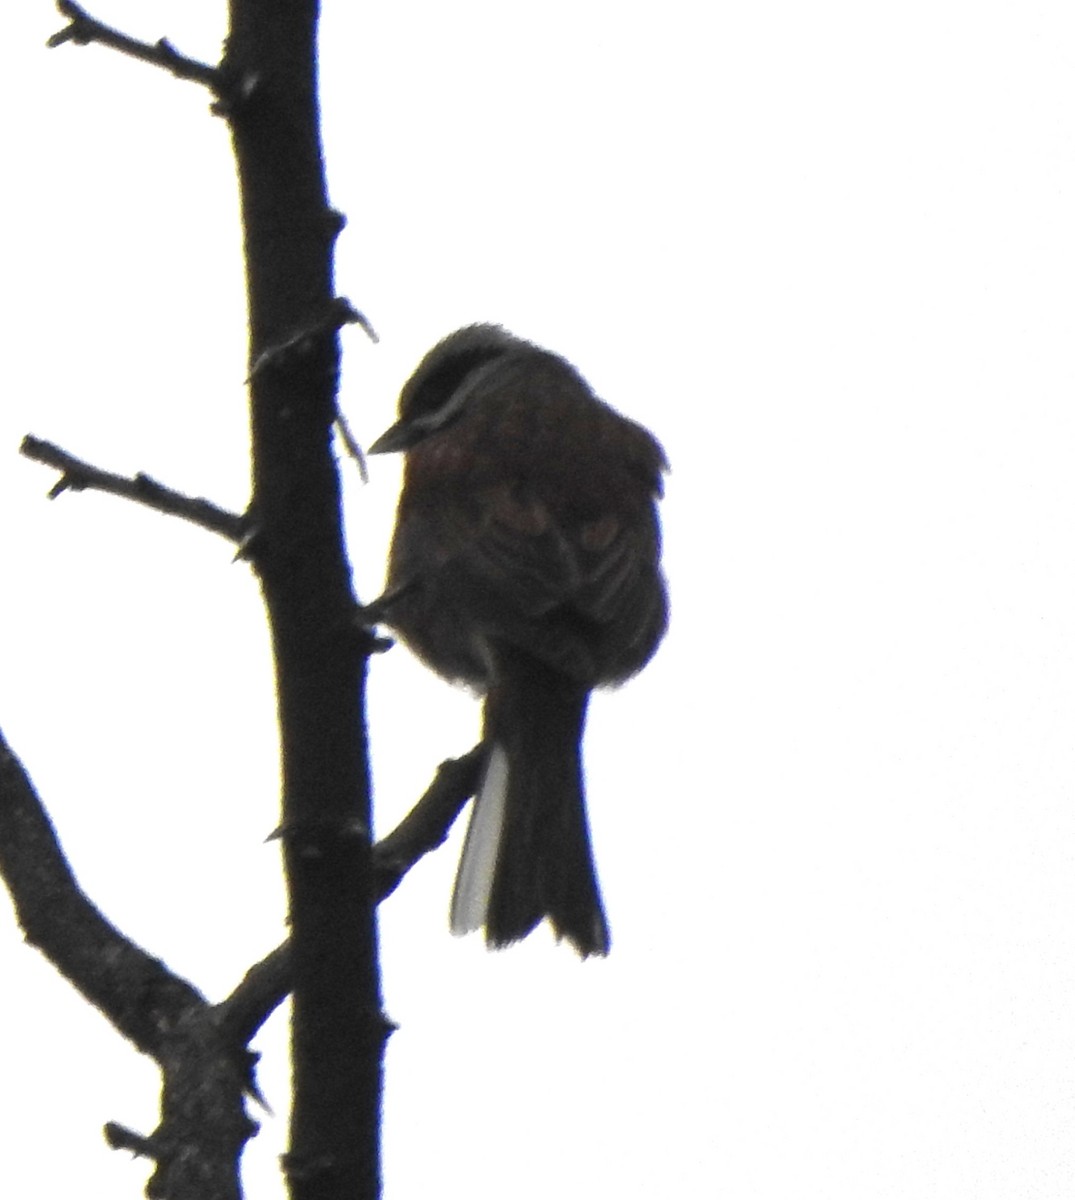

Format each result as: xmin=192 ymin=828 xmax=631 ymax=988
xmin=368 ymin=324 xmax=524 ymax=455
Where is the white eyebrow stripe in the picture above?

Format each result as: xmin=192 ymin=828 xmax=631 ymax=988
xmin=414 ymin=355 xmax=515 ymax=435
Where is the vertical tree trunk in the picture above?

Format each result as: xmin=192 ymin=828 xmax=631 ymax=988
xmin=224 ymin=4 xmax=385 ymax=1197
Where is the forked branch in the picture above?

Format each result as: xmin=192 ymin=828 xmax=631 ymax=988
xmin=0 ymin=728 xmax=254 ymax=1200
xmin=217 ymin=744 xmax=486 ymax=1045
xmin=0 ymin=635 xmax=480 ymax=1199
xmin=48 ymin=0 xmax=221 ymax=90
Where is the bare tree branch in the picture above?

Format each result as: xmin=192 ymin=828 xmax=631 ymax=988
xmin=217 ymin=743 xmax=485 ymax=1046
xmin=20 ymin=435 xmax=248 ymax=544
xmin=0 ymin=728 xmax=257 ymax=1200
xmin=47 ymin=1 xmax=221 ymax=90
xmin=219 ymin=942 xmax=292 ymax=1048
xmin=373 ymin=743 xmax=486 ymax=901
xmin=0 ymin=726 xmax=204 ymax=1048
xmin=26 ymin=2 xmax=391 ymax=1195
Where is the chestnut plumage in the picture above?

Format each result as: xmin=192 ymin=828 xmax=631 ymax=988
xmin=369 ymin=325 xmax=667 ymax=956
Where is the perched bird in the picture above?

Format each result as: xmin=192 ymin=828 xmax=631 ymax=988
xmin=367 ymin=325 xmax=667 ymax=956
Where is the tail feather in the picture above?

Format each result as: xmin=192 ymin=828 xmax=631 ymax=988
xmin=449 ymin=649 xmax=610 ymax=957
xmin=450 ymin=745 xmax=510 ymax=935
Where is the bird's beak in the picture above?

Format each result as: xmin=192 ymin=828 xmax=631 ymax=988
xmin=367 ymin=420 xmax=416 ymax=455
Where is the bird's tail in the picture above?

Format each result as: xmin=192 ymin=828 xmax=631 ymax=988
xmin=450 ymin=648 xmax=610 ymax=957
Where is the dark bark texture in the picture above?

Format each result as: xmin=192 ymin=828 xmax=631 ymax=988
xmin=221 ymin=5 xmax=385 ymax=1198
xmin=2 ymin=5 xmax=491 ymax=1197
xmin=2 ymin=2 xmax=404 ymax=1198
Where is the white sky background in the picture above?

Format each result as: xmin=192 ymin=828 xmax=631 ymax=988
xmin=1 ymin=1 xmax=1074 ymax=1197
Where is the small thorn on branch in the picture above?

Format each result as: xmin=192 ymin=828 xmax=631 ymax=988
xmin=232 ymin=522 xmax=263 ymax=563
xmin=265 ymin=816 xmax=371 ymax=851
xmin=349 ymin=305 xmax=379 ymax=345
xmin=104 ymin=1121 xmax=159 ymax=1159
xmin=48 ymin=0 xmax=220 ymax=91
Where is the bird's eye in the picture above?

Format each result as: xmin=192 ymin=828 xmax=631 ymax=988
xmin=405 ymin=346 xmax=506 ymax=421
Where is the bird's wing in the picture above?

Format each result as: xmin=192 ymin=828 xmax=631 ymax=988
xmin=431 ymin=482 xmax=663 ymax=682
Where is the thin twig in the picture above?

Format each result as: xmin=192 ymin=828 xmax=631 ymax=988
xmin=373 ymin=743 xmax=486 ymax=900
xmin=335 ymin=412 xmax=369 ymax=484
xmin=20 ymin=435 xmax=248 ymax=544
xmin=48 ymin=0 xmax=221 ymax=90
xmin=218 ymin=942 xmax=291 ymax=1048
